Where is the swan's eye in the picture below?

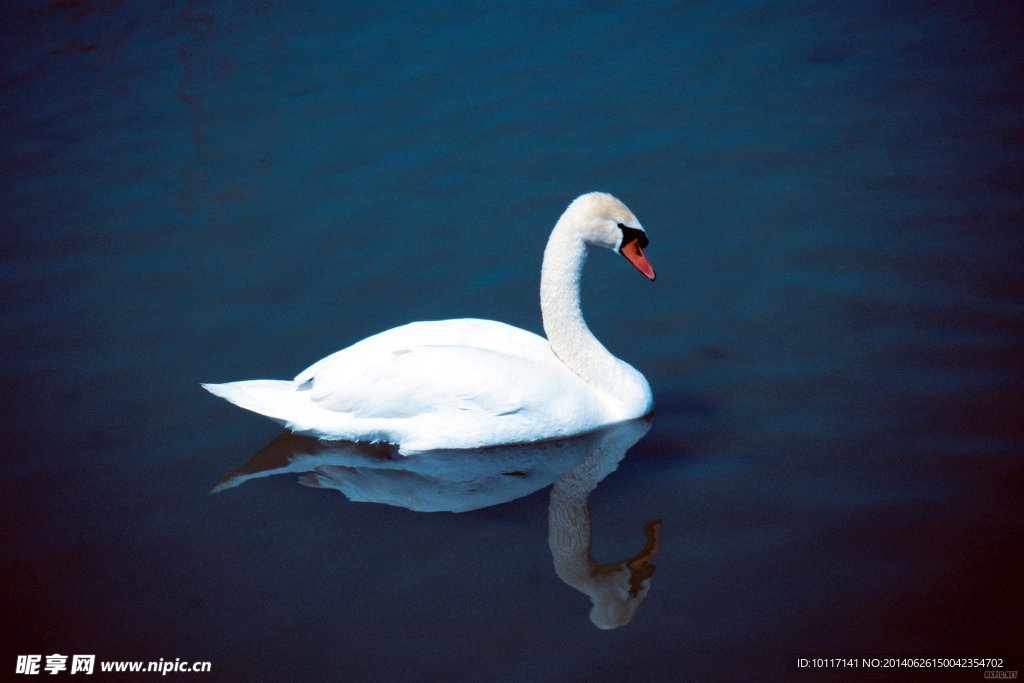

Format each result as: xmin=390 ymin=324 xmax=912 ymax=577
xmin=618 ymin=223 xmax=648 ymax=249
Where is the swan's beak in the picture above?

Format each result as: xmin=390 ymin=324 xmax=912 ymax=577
xmin=621 ymin=239 xmax=656 ymax=281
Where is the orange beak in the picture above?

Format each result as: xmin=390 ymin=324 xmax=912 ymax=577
xmin=621 ymin=239 xmax=656 ymax=281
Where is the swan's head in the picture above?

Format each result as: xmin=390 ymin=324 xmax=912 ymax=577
xmin=563 ymin=192 xmax=656 ymax=281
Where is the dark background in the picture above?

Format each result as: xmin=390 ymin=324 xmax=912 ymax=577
xmin=2 ymin=1 xmax=1021 ymax=680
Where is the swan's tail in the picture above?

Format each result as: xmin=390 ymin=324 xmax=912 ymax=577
xmin=202 ymin=380 xmax=304 ymax=428
xmin=201 ymin=380 xmax=395 ymax=444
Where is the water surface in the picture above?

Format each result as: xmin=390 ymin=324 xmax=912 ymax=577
xmin=2 ymin=1 xmax=1022 ymax=679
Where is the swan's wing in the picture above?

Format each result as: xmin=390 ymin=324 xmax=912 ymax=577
xmin=293 ymin=318 xmax=553 ymax=386
xmin=304 ymin=343 xmax=574 ymax=420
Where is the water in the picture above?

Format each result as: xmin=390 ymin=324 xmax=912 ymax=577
xmin=2 ymin=1 xmax=1021 ymax=679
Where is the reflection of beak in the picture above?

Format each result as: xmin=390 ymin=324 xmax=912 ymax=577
xmin=626 ymin=519 xmax=661 ymax=597
xmin=621 ymin=239 xmax=656 ymax=281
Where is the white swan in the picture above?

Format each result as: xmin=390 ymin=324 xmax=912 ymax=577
xmin=202 ymin=192 xmax=656 ymax=453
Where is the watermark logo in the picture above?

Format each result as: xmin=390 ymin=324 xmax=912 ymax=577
xmin=16 ymin=656 xmax=93 ymax=676
xmin=15 ymin=655 xmax=209 ymax=676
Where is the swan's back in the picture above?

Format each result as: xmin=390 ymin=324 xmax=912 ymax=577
xmin=294 ymin=319 xmax=554 ymax=384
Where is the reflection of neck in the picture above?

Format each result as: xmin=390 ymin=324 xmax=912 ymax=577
xmin=547 ymin=449 xmax=604 ymax=584
xmin=546 ymin=421 xmax=659 ymax=629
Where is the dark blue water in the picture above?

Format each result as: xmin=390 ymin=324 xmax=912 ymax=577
xmin=2 ymin=1 xmax=1022 ymax=680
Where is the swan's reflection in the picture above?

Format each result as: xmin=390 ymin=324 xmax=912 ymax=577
xmin=214 ymin=419 xmax=661 ymax=628
xmin=547 ymin=423 xmax=661 ymax=629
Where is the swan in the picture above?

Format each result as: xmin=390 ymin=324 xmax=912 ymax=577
xmin=202 ymin=192 xmax=656 ymax=453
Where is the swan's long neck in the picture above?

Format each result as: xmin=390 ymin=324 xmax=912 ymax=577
xmin=539 ymin=219 xmax=650 ymax=414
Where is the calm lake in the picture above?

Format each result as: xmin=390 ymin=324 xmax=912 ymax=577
xmin=2 ymin=1 xmax=1021 ymax=680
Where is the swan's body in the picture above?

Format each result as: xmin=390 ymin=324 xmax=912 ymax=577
xmin=203 ymin=192 xmax=656 ymax=453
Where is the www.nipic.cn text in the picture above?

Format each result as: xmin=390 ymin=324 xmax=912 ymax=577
xmin=15 ymin=655 xmax=212 ymax=676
